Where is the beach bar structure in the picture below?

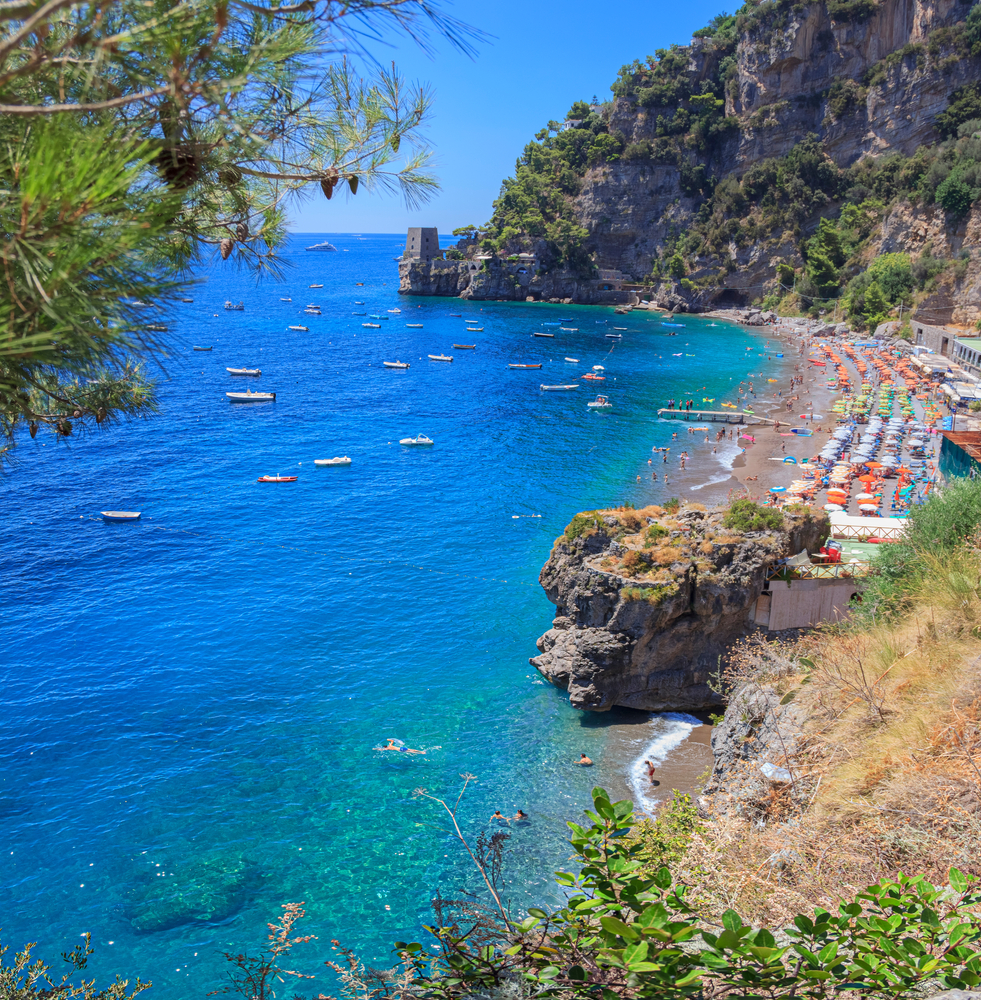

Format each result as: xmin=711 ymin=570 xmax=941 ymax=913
xmin=754 ymin=577 xmax=863 ymax=631
xmin=827 ymin=512 xmax=907 ymax=541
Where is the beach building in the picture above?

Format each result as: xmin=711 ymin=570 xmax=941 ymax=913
xmin=404 ymin=227 xmax=440 ymax=261
xmin=940 ymin=431 xmax=981 ymax=479
xmin=597 ymin=269 xmax=624 ymax=291
xmin=953 ymin=336 xmax=981 ymax=376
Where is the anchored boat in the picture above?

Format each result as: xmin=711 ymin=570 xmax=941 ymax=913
xmin=588 ymin=395 xmax=612 ymax=408
xmin=383 ymin=361 xmax=410 ymax=369
xmin=540 ymin=384 xmax=579 ymax=391
xmin=400 ymin=434 xmax=433 ymax=446
xmin=101 ymin=510 xmax=141 ymax=522
xmin=453 ymin=344 xmax=476 ymax=349
xmin=227 ymin=390 xmax=275 ymax=402
xmin=428 ymin=354 xmax=453 ymax=362
xmin=257 ymin=475 xmax=297 ymax=482
xmin=305 ymin=242 xmax=337 ymax=251
xmin=509 ymin=363 xmax=542 ymax=369
xmin=314 ymin=457 xmax=352 ymax=466
xmin=224 ymin=301 xmax=244 ymax=311
xmin=226 ymin=367 xmax=261 ymax=376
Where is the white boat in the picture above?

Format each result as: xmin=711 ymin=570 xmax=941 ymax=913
xmin=560 ymin=327 xmax=578 ymax=331
xmin=289 ymin=325 xmax=308 ymax=331
xmin=280 ymin=297 xmax=292 ymax=301
xmin=428 ymin=354 xmax=453 ymax=362
xmin=306 ymin=242 xmax=337 ymax=252
xmin=613 ymin=327 xmax=628 ymax=331
xmin=383 ymin=361 xmax=410 ymax=369
xmin=180 ymin=297 xmax=193 ymax=303
xmin=226 ymin=367 xmax=261 ymax=376
xmin=227 ymin=390 xmax=275 ymax=402
xmin=400 ymin=434 xmax=433 ymax=446
xmin=606 ymin=333 xmax=622 ymax=339
xmin=388 ymin=308 xmax=401 ymax=314
xmin=224 ymin=301 xmax=244 ymax=311
xmin=588 ymin=395 xmax=612 ymax=408
xmin=540 ymin=384 xmax=579 ymax=391
xmin=565 ymin=357 xmax=579 ymax=363
xmin=534 ymin=332 xmax=554 ymax=338
xmin=466 ymin=327 xmax=484 ymax=332
xmin=363 ymin=323 xmax=381 ymax=328
xmin=406 ymin=323 xmax=424 ymax=328
xmin=101 ymin=510 xmax=141 ymax=522
xmin=314 ymin=457 xmax=352 ymax=466
xmin=593 ymin=365 xmax=605 ymax=371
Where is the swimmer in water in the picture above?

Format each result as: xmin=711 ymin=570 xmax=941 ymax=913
xmin=513 ymin=809 xmax=529 ymax=822
xmin=376 ymin=739 xmax=426 ymax=755
xmin=490 ymin=810 xmax=507 ymax=823
xmin=577 ymin=752 xmax=594 ymax=766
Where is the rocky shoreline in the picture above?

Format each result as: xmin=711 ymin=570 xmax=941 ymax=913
xmin=530 ymin=504 xmax=828 ymax=713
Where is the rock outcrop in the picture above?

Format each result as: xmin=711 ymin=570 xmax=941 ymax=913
xmin=530 ymin=504 xmax=828 ymax=712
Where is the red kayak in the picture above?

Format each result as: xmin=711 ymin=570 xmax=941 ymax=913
xmin=582 ymin=374 xmax=606 ymax=380
xmin=257 ymin=475 xmax=298 ymax=483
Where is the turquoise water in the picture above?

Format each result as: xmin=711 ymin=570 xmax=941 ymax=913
xmin=0 ymin=235 xmax=774 ymax=997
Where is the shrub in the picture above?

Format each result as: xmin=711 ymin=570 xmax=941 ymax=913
xmin=722 ymin=498 xmax=785 ymax=532
xmin=565 ymin=511 xmax=604 ymax=541
xmin=937 ymin=173 xmax=977 ymax=217
xmin=645 ymin=523 xmax=669 ymax=545
xmin=663 ymin=497 xmax=681 ymax=513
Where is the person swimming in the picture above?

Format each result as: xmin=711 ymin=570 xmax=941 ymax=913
xmin=375 ymin=739 xmax=425 ymax=755
xmin=490 ymin=810 xmax=507 ymax=823
xmin=577 ymin=753 xmax=594 ymax=766
xmin=513 ymin=809 xmax=529 ymax=822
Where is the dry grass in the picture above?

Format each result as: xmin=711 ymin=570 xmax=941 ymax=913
xmin=688 ymin=546 xmax=981 ymax=923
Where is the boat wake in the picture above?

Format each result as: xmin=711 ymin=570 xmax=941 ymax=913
xmin=627 ymin=713 xmax=704 ymax=816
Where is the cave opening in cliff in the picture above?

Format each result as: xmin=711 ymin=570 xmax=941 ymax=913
xmin=714 ymin=288 xmax=749 ymax=307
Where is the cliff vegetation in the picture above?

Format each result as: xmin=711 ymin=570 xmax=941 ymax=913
xmin=463 ymin=0 xmax=981 ymax=325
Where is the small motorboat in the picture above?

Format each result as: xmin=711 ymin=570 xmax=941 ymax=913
xmin=363 ymin=323 xmax=381 ymax=328
xmin=400 ymin=434 xmax=433 ymax=446
xmin=560 ymin=327 xmax=578 ymax=332
xmin=289 ymin=325 xmax=308 ymax=331
xmin=613 ymin=327 xmax=628 ymax=331
xmin=509 ymin=363 xmax=542 ymax=369
xmin=305 ymin=242 xmax=337 ymax=252
xmin=355 ymin=282 xmax=364 ymax=286
xmin=605 ymin=334 xmax=622 ymax=339
xmin=352 ymin=312 xmax=366 ymax=316
xmin=314 ymin=457 xmax=352 ymax=466
xmin=226 ymin=367 xmax=261 ymax=376
xmin=428 ymin=354 xmax=453 ymax=362
xmin=355 ymin=301 xmax=364 ymax=304
xmin=193 ymin=346 xmax=212 ymax=351
xmin=224 ymin=301 xmax=244 ymax=311
xmin=592 ymin=365 xmax=605 ymax=371
xmin=466 ymin=327 xmax=484 ymax=332
xmin=257 ymin=475 xmax=297 ymax=482
xmin=564 ymin=357 xmax=579 ymax=363
xmin=558 ymin=317 xmax=573 ymax=321
xmin=180 ymin=298 xmax=194 ymax=303
xmin=449 ymin=313 xmax=461 ymax=317
xmin=544 ymin=322 xmax=561 ymax=327
xmin=309 ymin=283 xmax=324 ymax=288
xmin=304 ymin=311 xmax=321 ymax=316
xmin=453 ymin=344 xmax=476 ymax=349
xmin=406 ymin=323 xmax=424 ymax=328
xmin=280 ymin=297 xmax=292 ymax=301
xmin=368 ymin=314 xmax=388 ymax=319
xmin=227 ymin=390 xmax=276 ymax=402
xmin=383 ymin=361 xmax=410 ymax=369
xmin=101 ymin=510 xmax=141 ymax=522
xmin=540 ymin=384 xmax=579 ymax=391
xmin=588 ymin=395 xmax=612 ymax=408
xmin=388 ymin=308 xmax=401 ymax=314
xmin=534 ymin=332 xmax=554 ymax=338
xmin=582 ymin=373 xmax=605 ymax=381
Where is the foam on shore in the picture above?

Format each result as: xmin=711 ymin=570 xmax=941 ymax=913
xmin=626 ymin=713 xmax=706 ymax=816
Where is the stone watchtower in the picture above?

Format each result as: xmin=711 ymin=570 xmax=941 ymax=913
xmin=404 ymin=227 xmax=439 ymax=261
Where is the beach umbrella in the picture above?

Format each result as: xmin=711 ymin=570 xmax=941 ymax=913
xmin=855 ymin=493 xmax=875 ymax=501
xmin=859 ymin=504 xmax=878 ymax=513
xmin=866 ymin=461 xmax=884 ymax=469
xmin=769 ymin=486 xmax=787 ymax=493
xmin=857 ymin=474 xmax=875 ymax=483
xmin=783 ymin=456 xmax=798 ymax=464
xmin=824 ymin=503 xmax=844 ymax=511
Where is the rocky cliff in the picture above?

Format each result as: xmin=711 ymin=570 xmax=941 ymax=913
xmin=530 ymin=503 xmax=828 ymax=712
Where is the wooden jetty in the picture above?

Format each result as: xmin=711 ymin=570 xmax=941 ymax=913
xmin=657 ymin=408 xmax=770 ymax=425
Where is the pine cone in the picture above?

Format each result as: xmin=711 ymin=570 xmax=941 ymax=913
xmin=236 ymin=222 xmax=248 ymax=242
xmin=348 ymin=175 xmax=359 ymax=195
xmin=220 ymin=238 xmax=234 ymax=260
xmin=29 ymin=422 xmax=38 ymax=439
xmin=320 ymin=178 xmax=335 ymax=200
xmin=96 ymin=407 xmax=106 ymax=425
xmin=390 ymin=133 xmax=401 ymax=153
xmin=156 ymin=145 xmax=200 ymax=189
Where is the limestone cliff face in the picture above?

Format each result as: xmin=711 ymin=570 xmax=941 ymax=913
xmin=565 ymin=0 xmax=981 ymax=286
xmin=530 ymin=506 xmax=829 ymax=712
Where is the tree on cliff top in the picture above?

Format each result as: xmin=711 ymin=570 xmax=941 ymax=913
xmin=0 ymin=0 xmax=480 ymax=464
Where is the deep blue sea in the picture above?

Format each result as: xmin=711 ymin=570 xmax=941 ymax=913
xmin=0 ymin=234 xmax=779 ymax=998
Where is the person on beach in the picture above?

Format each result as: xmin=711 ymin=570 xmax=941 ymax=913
xmin=645 ymin=760 xmax=656 ymax=783
xmin=577 ymin=753 xmax=594 ymax=766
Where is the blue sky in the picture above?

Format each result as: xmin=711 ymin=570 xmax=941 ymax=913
xmin=290 ymin=0 xmax=730 ymax=234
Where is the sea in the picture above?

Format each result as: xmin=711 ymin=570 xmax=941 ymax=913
xmin=0 ymin=234 xmax=782 ymax=998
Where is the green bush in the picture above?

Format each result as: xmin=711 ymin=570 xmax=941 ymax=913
xmin=565 ymin=511 xmax=605 ymax=541
xmin=722 ymin=498 xmax=784 ymax=532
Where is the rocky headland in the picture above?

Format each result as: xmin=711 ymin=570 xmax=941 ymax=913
xmin=530 ymin=502 xmax=828 ymax=712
